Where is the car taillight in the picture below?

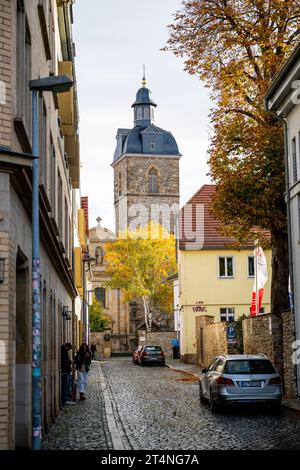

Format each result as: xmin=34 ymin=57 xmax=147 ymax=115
xmin=269 ymin=376 xmax=281 ymax=385
xmin=216 ymin=377 xmax=234 ymax=386
xmin=160 ymin=351 xmax=164 ymax=357
xmin=142 ymin=352 xmax=148 ymax=357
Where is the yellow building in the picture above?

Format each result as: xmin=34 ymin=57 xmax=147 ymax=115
xmin=178 ymin=185 xmax=271 ymax=363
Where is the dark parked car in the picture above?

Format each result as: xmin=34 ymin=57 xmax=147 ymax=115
xmin=138 ymin=345 xmax=165 ymax=366
xmin=132 ymin=346 xmax=143 ymax=365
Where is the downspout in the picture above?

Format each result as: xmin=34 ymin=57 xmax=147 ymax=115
xmin=266 ymin=110 xmax=297 ymax=394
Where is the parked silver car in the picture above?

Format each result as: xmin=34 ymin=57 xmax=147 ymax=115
xmin=199 ymin=354 xmax=282 ymax=412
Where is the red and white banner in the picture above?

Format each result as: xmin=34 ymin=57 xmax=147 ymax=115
xmin=250 ymin=246 xmax=268 ymax=316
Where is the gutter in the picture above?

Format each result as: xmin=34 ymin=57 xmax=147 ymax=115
xmin=263 ymin=104 xmax=297 ymax=392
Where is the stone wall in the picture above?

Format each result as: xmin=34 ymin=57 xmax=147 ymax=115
xmin=90 ymin=331 xmax=112 ymax=359
xmin=243 ymin=314 xmax=284 ymax=379
xmin=138 ymin=330 xmax=176 ymax=357
xmin=195 ymin=316 xmax=238 ymax=367
xmin=281 ymin=310 xmax=297 ymax=398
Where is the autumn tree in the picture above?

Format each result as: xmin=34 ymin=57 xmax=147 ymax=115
xmin=164 ymin=0 xmax=300 ymax=314
xmin=105 ymin=223 xmax=177 ymax=330
xmin=89 ymin=299 xmax=110 ymax=333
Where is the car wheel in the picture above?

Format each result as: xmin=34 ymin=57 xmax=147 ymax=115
xmin=161 ymin=361 xmax=165 ymax=367
xmin=209 ymin=390 xmax=219 ymax=412
xmin=199 ymin=382 xmax=207 ymax=404
xmin=140 ymin=360 xmax=145 ymax=367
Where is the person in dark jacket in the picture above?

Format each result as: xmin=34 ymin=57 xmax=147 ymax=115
xmin=61 ymin=343 xmax=74 ymax=405
xmin=75 ymin=343 xmax=91 ymax=401
xmin=90 ymin=343 xmax=97 ymax=360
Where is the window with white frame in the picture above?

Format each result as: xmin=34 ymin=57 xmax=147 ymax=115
xmin=220 ymin=308 xmax=235 ymax=322
xmin=248 ymin=256 xmax=255 ymax=277
xmin=219 ymin=256 xmax=234 ymax=278
xmin=292 ymin=137 xmax=297 ymax=184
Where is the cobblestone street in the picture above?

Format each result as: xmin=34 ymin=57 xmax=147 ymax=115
xmin=43 ymin=364 xmax=114 ymax=450
xmin=102 ymin=358 xmax=300 ymax=450
xmin=42 ymin=359 xmax=300 ymax=450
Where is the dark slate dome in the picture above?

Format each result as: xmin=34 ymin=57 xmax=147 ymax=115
xmin=113 ymin=79 xmax=181 ymax=163
xmin=132 ymin=87 xmax=157 ymax=107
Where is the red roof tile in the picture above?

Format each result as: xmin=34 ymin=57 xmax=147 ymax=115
xmin=179 ymin=185 xmax=270 ymax=250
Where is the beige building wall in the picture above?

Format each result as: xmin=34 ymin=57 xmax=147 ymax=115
xmin=179 ymin=248 xmax=272 ymax=363
xmin=0 ymin=0 xmax=80 ymax=449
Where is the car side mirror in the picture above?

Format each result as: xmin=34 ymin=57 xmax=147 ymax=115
xmin=202 ymin=368 xmax=207 ymax=373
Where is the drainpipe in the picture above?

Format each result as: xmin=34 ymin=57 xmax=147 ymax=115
xmin=267 ymin=111 xmax=297 ymax=394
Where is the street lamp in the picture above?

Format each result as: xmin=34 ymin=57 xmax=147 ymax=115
xmin=29 ymin=75 xmax=73 ymax=451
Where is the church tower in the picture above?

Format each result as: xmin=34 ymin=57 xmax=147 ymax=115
xmin=112 ymin=75 xmax=181 ymax=235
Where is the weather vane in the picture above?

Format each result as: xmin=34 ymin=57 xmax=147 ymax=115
xmin=142 ymin=64 xmax=146 ymax=87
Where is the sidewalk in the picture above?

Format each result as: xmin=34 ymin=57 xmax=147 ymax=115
xmin=43 ymin=362 xmax=126 ymax=450
xmin=165 ymin=358 xmax=202 ymax=379
xmin=282 ymin=399 xmax=300 ymax=412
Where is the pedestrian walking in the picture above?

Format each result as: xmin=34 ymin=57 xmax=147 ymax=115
xmin=61 ymin=342 xmax=75 ymax=405
xmin=90 ymin=343 xmax=97 ymax=360
xmin=170 ymin=337 xmax=180 ymax=359
xmin=75 ymin=343 xmax=92 ymax=401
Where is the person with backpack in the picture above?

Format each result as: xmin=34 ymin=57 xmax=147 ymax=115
xmin=75 ymin=343 xmax=92 ymax=401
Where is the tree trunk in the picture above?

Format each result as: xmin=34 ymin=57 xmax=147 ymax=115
xmin=271 ymin=229 xmax=289 ymax=315
xmin=143 ymin=297 xmax=150 ymax=331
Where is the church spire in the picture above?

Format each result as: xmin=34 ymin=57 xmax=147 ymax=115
xmin=142 ymin=64 xmax=146 ymax=88
xmin=132 ymin=69 xmax=157 ymax=127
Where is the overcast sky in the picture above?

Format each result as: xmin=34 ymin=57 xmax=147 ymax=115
xmin=73 ymin=0 xmax=212 ymax=232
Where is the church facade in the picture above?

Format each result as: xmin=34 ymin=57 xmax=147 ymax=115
xmin=89 ymin=219 xmax=134 ymax=354
xmin=111 ymin=78 xmax=181 ymax=333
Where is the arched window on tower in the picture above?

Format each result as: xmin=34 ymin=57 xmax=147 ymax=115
xmin=137 ymin=107 xmax=143 ymax=120
xmin=148 ymin=167 xmax=158 ymax=193
xmin=95 ymin=287 xmax=106 ymax=308
xmin=144 ymin=107 xmax=150 ymax=119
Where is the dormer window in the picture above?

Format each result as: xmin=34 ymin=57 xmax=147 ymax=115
xmin=148 ymin=167 xmax=158 ymax=193
xmin=150 ymin=142 xmax=156 ymax=152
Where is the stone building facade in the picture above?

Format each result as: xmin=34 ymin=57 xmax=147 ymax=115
xmin=0 ymin=0 xmax=81 ymax=449
xmin=112 ymin=78 xmax=181 ymax=236
xmin=111 ymin=78 xmax=181 ymax=333
xmin=89 ymin=219 xmax=133 ymax=354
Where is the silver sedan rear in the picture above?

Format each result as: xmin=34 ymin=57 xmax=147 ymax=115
xmin=199 ymin=355 xmax=282 ymax=411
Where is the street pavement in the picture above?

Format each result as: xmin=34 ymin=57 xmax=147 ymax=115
xmin=102 ymin=357 xmax=300 ymax=450
xmin=43 ymin=358 xmax=300 ymax=450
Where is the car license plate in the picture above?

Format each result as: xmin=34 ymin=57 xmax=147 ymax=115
xmin=240 ymin=381 xmax=262 ymax=388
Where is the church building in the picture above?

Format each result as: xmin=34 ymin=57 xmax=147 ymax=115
xmin=112 ymin=76 xmax=181 ymax=236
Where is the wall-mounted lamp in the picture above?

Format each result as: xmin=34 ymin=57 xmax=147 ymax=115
xmin=0 ymin=259 xmax=5 ymax=283
xmin=62 ymin=306 xmax=68 ymax=317
xmin=66 ymin=311 xmax=72 ymax=321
